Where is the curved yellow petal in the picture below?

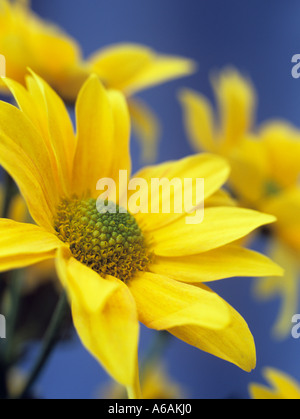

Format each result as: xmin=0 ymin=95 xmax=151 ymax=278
xmin=169 ymin=291 xmax=256 ymax=372
xmin=179 ymin=88 xmax=216 ymax=153
xmin=212 ymin=68 xmax=256 ymax=153
xmin=55 ymin=247 xmax=118 ymax=312
xmin=263 ymin=368 xmax=300 ymax=399
xmin=129 ymin=271 xmax=255 ymax=372
xmin=128 ymin=271 xmax=230 ymax=331
xmin=151 ymin=207 xmax=276 ymax=257
xmin=88 ymin=43 xmax=195 ymax=95
xmin=72 ymin=75 xmax=130 ymax=198
xmin=0 ymin=126 xmax=56 ymax=230
xmin=0 ymin=219 xmax=62 ymax=271
xmin=55 ymin=247 xmax=139 ymax=387
xmin=25 ymin=72 xmax=76 ymax=195
xmin=249 ymin=368 xmax=300 ymax=399
xmin=133 ymin=153 xmax=230 ymax=232
xmin=150 ymin=244 xmax=283 ymax=283
xmin=72 ymin=279 xmax=139 ymax=387
xmin=128 ymin=98 xmax=160 ymax=164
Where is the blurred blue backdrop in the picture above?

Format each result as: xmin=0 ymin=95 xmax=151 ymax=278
xmin=18 ymin=0 xmax=300 ymax=399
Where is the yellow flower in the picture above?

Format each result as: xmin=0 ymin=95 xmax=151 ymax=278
xmin=102 ymin=363 xmax=183 ymax=399
xmin=179 ymin=68 xmax=300 ymax=337
xmin=0 ymin=0 xmax=195 ymax=162
xmin=0 ymin=72 xmax=282 ymax=397
xmin=249 ymin=367 xmax=300 ymax=399
xmin=0 ymin=0 xmax=87 ymax=101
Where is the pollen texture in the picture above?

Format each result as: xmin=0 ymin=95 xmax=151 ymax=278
xmin=54 ymin=198 xmax=151 ymax=282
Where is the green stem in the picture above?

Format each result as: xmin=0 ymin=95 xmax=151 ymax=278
xmin=17 ymin=292 xmax=69 ymax=399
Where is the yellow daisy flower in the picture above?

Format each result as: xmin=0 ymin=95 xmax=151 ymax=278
xmin=179 ymin=68 xmax=300 ymax=337
xmin=0 ymin=72 xmax=282 ymax=397
xmin=0 ymin=0 xmax=195 ymax=162
xmin=249 ymin=367 xmax=300 ymax=399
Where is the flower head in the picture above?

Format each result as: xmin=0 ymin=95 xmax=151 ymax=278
xmin=0 ymin=72 xmax=282 ymax=395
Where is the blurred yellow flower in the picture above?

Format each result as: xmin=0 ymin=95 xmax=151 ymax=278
xmin=0 ymin=0 xmax=195 ymax=162
xmin=179 ymin=68 xmax=300 ymax=338
xmin=103 ymin=363 xmax=183 ymax=399
xmin=0 ymin=72 xmax=282 ymax=396
xmin=249 ymin=367 xmax=300 ymax=399
xmin=0 ymin=0 xmax=87 ymax=100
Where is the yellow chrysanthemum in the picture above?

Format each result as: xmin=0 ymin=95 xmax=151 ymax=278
xmin=0 ymin=0 xmax=195 ymax=162
xmin=249 ymin=367 xmax=300 ymax=399
xmin=179 ymin=68 xmax=300 ymax=337
xmin=0 ymin=72 xmax=282 ymax=397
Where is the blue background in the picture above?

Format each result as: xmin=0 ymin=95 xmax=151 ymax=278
xmin=19 ymin=0 xmax=300 ymax=399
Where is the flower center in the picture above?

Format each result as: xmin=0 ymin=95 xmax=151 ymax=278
xmin=54 ymin=197 xmax=151 ymax=282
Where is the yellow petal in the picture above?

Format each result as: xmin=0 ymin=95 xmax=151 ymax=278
xmin=260 ymin=188 xmax=300 ymax=253
xmin=263 ymin=368 xmax=300 ymax=399
xmin=107 ymin=88 xmax=132 ymax=192
xmin=179 ymin=88 xmax=216 ymax=153
xmin=133 ymin=153 xmax=230 ymax=232
xmin=72 ymin=283 xmax=139 ymax=387
xmin=212 ymin=68 xmax=256 ymax=152
xmin=248 ymin=384 xmax=278 ymax=400
xmin=0 ymin=219 xmax=62 ymax=271
xmin=260 ymin=122 xmax=300 ymax=189
xmin=151 ymin=207 xmax=276 ymax=256
xmin=0 ymin=98 xmax=59 ymax=229
xmin=150 ymin=244 xmax=283 ymax=283
xmin=88 ymin=43 xmax=195 ymax=95
xmin=128 ymin=98 xmax=160 ymax=163
xmin=169 ymin=291 xmax=256 ymax=372
xmin=205 ymin=189 xmax=237 ymax=207
xmin=72 ymin=75 xmax=130 ymax=198
xmin=253 ymin=239 xmax=300 ymax=338
xmin=55 ymin=247 xmax=139 ymax=388
xmin=55 ymin=247 xmax=118 ymax=312
xmin=124 ymin=54 xmax=196 ymax=96
xmin=25 ymin=72 xmax=76 ymax=195
xmin=129 ymin=271 xmax=255 ymax=372
xmin=249 ymin=368 xmax=300 ymax=399
xmin=228 ymin=136 xmax=268 ymax=205
xmin=128 ymin=271 xmax=230 ymax=331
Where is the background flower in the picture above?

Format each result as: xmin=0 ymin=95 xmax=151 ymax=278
xmin=249 ymin=367 xmax=300 ymax=399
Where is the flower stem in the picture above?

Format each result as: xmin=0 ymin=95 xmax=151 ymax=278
xmin=17 ymin=292 xmax=69 ymax=399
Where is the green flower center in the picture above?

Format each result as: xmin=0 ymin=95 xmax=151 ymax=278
xmin=54 ymin=197 xmax=151 ymax=282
